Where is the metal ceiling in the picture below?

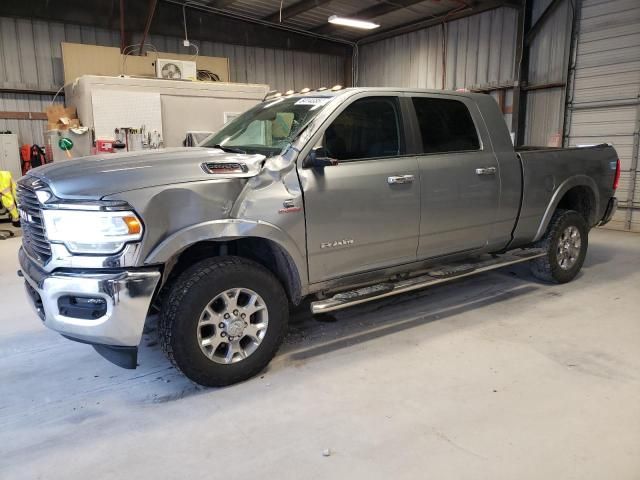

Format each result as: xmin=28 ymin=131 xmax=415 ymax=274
xmin=0 ymin=0 xmax=522 ymax=55
xmin=175 ymin=0 xmax=521 ymax=43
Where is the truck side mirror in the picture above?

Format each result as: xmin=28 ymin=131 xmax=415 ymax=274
xmin=303 ymin=147 xmax=339 ymax=169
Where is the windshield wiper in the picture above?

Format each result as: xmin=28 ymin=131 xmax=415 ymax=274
xmin=212 ymin=144 xmax=246 ymax=154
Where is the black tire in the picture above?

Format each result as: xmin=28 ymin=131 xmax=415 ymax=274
xmin=159 ymin=256 xmax=289 ymax=387
xmin=530 ymin=209 xmax=589 ymax=284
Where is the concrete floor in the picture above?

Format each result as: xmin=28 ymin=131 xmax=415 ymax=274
xmin=1 ymin=224 xmax=639 ymax=479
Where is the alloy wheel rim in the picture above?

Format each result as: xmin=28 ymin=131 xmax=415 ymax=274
xmin=556 ymin=225 xmax=581 ymax=270
xmin=197 ymin=287 xmax=269 ymax=364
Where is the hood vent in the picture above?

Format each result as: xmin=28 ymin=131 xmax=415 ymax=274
xmin=201 ymin=162 xmax=249 ymax=175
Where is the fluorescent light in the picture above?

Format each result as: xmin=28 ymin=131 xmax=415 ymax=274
xmin=328 ymin=15 xmax=380 ymax=30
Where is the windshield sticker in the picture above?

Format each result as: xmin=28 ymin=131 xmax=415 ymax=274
xmin=294 ymin=97 xmax=332 ymax=106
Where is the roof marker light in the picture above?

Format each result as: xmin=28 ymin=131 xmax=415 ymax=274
xmin=263 ymin=90 xmax=283 ymax=101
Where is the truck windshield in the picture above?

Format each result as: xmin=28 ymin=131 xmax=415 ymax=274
xmin=201 ymin=96 xmax=334 ymax=157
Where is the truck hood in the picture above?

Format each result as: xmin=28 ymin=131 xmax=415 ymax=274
xmin=28 ymin=147 xmax=266 ymax=199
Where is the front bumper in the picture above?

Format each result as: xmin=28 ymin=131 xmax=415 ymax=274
xmin=18 ymin=248 xmax=161 ymax=368
xmin=599 ymin=197 xmax=618 ymax=226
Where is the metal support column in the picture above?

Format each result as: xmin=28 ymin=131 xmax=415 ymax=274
xmin=562 ymin=0 xmax=582 ymax=147
xmin=626 ymin=100 xmax=640 ymax=230
xmin=511 ymin=0 xmax=533 ymax=146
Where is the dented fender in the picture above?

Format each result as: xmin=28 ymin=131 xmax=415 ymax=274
xmin=138 ymin=150 xmax=309 ymax=291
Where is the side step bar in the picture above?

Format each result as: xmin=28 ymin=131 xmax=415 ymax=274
xmin=310 ymin=248 xmax=546 ymax=314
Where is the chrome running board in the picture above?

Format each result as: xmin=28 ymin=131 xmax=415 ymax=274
xmin=310 ymin=248 xmax=546 ymax=314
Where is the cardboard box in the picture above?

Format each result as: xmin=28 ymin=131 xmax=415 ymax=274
xmin=45 ymin=105 xmax=80 ymax=130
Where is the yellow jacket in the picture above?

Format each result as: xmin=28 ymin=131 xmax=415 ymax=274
xmin=0 ymin=170 xmax=18 ymax=223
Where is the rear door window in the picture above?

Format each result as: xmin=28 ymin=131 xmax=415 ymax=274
xmin=324 ymin=97 xmax=401 ymax=161
xmin=411 ymin=97 xmax=480 ymax=154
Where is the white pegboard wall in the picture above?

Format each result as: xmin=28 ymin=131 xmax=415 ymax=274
xmin=91 ymin=89 xmax=162 ymax=140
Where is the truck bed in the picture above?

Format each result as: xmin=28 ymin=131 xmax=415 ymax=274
xmin=510 ymin=144 xmax=618 ymax=247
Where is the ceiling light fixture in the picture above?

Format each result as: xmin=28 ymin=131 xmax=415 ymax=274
xmin=327 ymin=15 xmax=380 ymax=30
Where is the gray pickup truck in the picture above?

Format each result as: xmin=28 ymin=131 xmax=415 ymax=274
xmin=17 ymin=88 xmax=619 ymax=386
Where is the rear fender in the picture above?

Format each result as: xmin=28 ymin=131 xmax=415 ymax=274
xmin=533 ymin=175 xmax=599 ymax=242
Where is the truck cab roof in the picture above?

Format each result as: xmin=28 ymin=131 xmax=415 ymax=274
xmin=275 ymin=87 xmax=488 ymax=102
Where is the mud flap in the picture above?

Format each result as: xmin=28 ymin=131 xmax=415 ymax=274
xmin=93 ymin=344 xmax=138 ymax=369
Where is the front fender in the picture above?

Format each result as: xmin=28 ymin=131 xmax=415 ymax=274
xmin=144 ymin=219 xmax=308 ymax=284
xmin=533 ymin=175 xmax=600 ymax=242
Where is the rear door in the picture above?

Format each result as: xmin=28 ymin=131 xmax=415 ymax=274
xmin=409 ymin=95 xmax=501 ymax=259
xmin=298 ymin=94 xmax=421 ymax=283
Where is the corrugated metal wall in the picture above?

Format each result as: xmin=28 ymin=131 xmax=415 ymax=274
xmin=444 ymin=8 xmax=518 ymax=90
xmin=358 ymin=7 xmax=518 ymax=90
xmin=524 ymin=0 xmax=574 ymax=146
xmin=565 ymin=0 xmax=640 ymax=231
xmin=359 ymin=27 xmax=445 ymax=89
xmin=355 ymin=1 xmax=579 ymax=148
xmin=0 ymin=94 xmax=63 ymax=149
xmin=357 ymin=7 xmax=518 ymax=131
xmin=0 ymin=16 xmax=345 ymax=146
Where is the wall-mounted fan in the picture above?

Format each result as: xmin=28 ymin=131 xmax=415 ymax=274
xmin=155 ymin=59 xmax=197 ymax=81
xmin=161 ymin=62 xmax=182 ymax=79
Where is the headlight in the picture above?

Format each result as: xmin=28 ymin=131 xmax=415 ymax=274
xmin=42 ymin=209 xmax=143 ymax=254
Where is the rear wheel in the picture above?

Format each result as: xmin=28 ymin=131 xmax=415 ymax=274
xmin=159 ymin=256 xmax=289 ymax=387
xmin=530 ymin=209 xmax=588 ymax=284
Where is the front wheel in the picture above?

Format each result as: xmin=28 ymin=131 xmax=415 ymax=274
xmin=159 ymin=257 xmax=289 ymax=387
xmin=530 ymin=209 xmax=589 ymax=284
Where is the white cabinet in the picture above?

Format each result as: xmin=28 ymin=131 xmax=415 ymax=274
xmin=0 ymin=134 xmax=21 ymax=180
xmin=66 ymin=75 xmax=269 ymax=148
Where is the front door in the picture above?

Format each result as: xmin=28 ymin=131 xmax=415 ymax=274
xmin=410 ymin=95 xmax=501 ymax=258
xmin=298 ymin=95 xmax=421 ymax=284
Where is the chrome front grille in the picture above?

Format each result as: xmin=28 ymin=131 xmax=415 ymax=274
xmin=16 ymin=183 xmax=52 ymax=264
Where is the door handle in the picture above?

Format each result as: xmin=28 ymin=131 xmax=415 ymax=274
xmin=475 ymin=167 xmax=497 ymax=175
xmin=387 ymin=175 xmax=415 ymax=185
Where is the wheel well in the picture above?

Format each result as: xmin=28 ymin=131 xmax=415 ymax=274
xmin=556 ymin=186 xmax=596 ymax=226
xmin=159 ymin=237 xmax=303 ymax=306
